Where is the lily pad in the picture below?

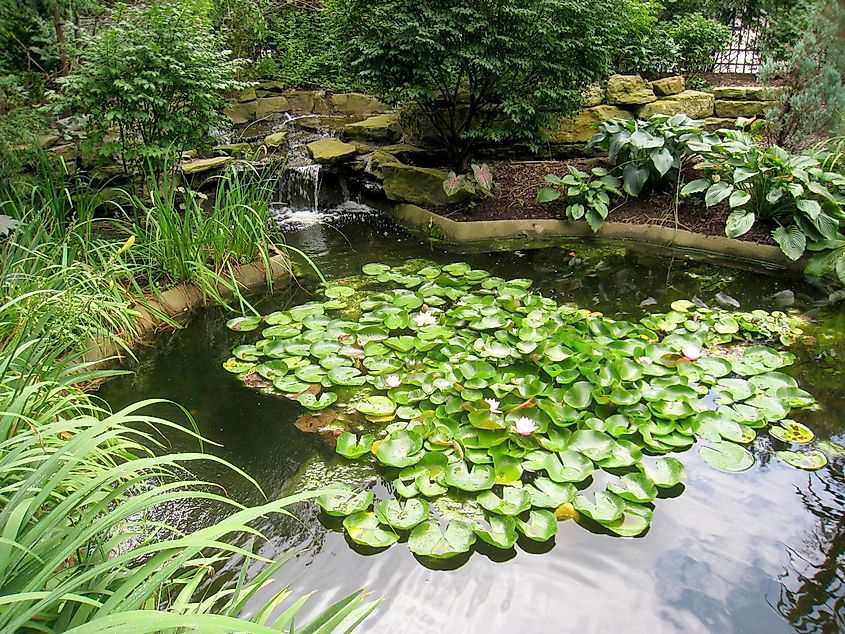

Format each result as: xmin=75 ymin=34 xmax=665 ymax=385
xmin=227 ymin=316 xmax=262 ymax=332
xmin=343 ymin=512 xmax=399 ymax=548
xmin=699 ymin=441 xmax=755 ymax=472
xmin=408 ymin=520 xmax=476 ymax=559
xmin=317 ymin=487 xmax=374 ymax=517
xmin=639 ymin=457 xmax=687 ymax=488
xmin=336 ymin=432 xmax=375 ymax=459
xmin=473 ymin=515 xmax=519 ymax=549
xmin=375 ymin=498 xmax=430 ymax=530
xmin=477 ymin=486 xmax=532 ymax=516
xmin=524 ymin=477 xmax=576 ymax=508
xmin=573 ymin=491 xmax=624 ymax=523
xmin=515 ymin=509 xmax=557 ymax=541
xmin=355 ymin=395 xmax=397 ymax=416
xmin=375 ymin=430 xmax=424 ymax=468
xmin=777 ymin=450 xmax=827 ymax=470
xmin=444 ymin=462 xmax=496 ymax=492
xmin=297 ymin=392 xmax=337 ymax=411
xmin=769 ymin=420 xmax=814 ymax=443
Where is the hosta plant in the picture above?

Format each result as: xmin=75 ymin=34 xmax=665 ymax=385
xmin=681 ymin=129 xmax=845 ymax=261
xmin=225 ymin=260 xmax=824 ymax=562
xmin=537 ymin=166 xmax=623 ymax=231
xmin=587 ymin=114 xmax=719 ymax=196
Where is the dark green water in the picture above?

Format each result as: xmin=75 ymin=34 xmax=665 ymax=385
xmin=100 ymin=210 xmax=845 ymax=633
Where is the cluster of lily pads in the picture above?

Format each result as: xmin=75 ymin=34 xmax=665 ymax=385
xmin=224 ymin=261 xmax=826 ymax=559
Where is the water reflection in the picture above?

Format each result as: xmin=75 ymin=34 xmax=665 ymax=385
xmin=98 ymin=215 xmax=845 ymax=633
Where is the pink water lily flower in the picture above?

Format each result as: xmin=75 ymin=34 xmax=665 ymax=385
xmin=484 ymin=398 xmax=501 ymax=414
xmin=682 ymin=346 xmax=702 ymax=361
xmin=512 ymin=416 xmax=539 ymax=436
xmin=385 ymin=375 xmax=401 ymax=388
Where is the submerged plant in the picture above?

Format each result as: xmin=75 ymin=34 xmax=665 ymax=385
xmin=225 ymin=262 xmax=823 ymax=560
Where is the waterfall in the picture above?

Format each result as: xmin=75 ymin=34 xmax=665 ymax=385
xmin=279 ymin=164 xmax=322 ymax=212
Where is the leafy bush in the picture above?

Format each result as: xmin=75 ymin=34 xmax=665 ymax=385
xmin=667 ymin=13 xmax=731 ymax=75
xmin=334 ymin=0 xmax=620 ymax=170
xmin=758 ymin=2 xmax=845 ymax=149
xmin=587 ymin=114 xmax=719 ymax=196
xmin=681 ymin=129 xmax=845 ymax=260
xmin=0 ymin=75 xmax=46 ymax=183
xmin=57 ymin=1 xmax=240 ymax=174
xmin=537 ymin=166 xmax=623 ymax=231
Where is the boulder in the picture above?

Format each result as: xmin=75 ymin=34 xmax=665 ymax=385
xmin=714 ymin=86 xmax=780 ymax=101
xmin=702 ymin=117 xmax=739 ymax=132
xmin=262 ymin=131 xmax=288 ymax=148
xmin=255 ymin=96 xmax=290 ymax=119
xmin=285 ymin=91 xmax=322 ymax=114
xmin=213 ymin=143 xmax=253 ymax=157
xmin=306 ymin=138 xmax=357 ymax=164
xmin=37 ymin=133 xmax=60 ymax=149
xmin=180 ymin=156 xmax=233 ymax=174
xmin=353 ymin=142 xmax=438 ymax=165
xmin=606 ymin=75 xmax=656 ymax=105
xmin=237 ymin=86 xmax=257 ymax=102
xmin=50 ymin=143 xmax=79 ymax=162
xmin=382 ymin=163 xmax=456 ymax=206
xmin=364 ymin=151 xmax=399 ymax=179
xmin=255 ymin=80 xmax=287 ymax=94
xmin=582 ymin=84 xmax=606 ymax=107
xmin=651 ymin=76 xmax=685 ymax=96
xmin=224 ymin=101 xmax=257 ymax=125
xmin=547 ymin=105 xmax=634 ymax=144
xmin=343 ymin=113 xmax=403 ymax=143
xmin=637 ymin=90 xmax=715 ymax=119
xmin=331 ymin=92 xmax=388 ymax=116
xmin=715 ymin=100 xmax=774 ymax=118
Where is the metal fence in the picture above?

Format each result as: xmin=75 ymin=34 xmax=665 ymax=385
xmin=713 ymin=17 xmax=765 ymax=74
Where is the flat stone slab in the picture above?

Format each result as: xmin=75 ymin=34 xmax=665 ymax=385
xmin=180 ymin=156 xmax=233 ymax=174
xmin=306 ymin=138 xmax=357 ymax=163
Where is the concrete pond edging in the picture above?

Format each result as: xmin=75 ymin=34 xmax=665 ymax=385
xmin=383 ymin=202 xmax=803 ymax=275
xmin=83 ymin=253 xmax=292 ymax=370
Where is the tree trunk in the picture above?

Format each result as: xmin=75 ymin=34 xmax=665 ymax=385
xmin=53 ymin=3 xmax=68 ymax=76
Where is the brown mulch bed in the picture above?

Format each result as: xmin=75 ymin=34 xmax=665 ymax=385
xmin=444 ymin=160 xmax=776 ymax=246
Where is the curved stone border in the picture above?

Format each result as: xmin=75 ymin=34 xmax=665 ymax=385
xmin=385 ymin=202 xmax=802 ymax=274
xmin=83 ymin=254 xmax=292 ymax=369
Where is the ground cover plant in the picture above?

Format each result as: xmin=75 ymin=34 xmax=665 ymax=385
xmin=226 ymin=260 xmax=825 ymax=560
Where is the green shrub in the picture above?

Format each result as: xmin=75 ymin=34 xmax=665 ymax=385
xmin=334 ymin=0 xmax=620 ymax=170
xmin=0 ymin=75 xmax=46 ymax=183
xmin=587 ymin=114 xmax=719 ymax=196
xmin=537 ymin=166 xmax=623 ymax=232
xmin=758 ymin=2 xmax=845 ymax=149
xmin=667 ymin=13 xmax=731 ymax=75
xmin=57 ymin=1 xmax=240 ymax=175
xmin=681 ymin=128 xmax=845 ymax=261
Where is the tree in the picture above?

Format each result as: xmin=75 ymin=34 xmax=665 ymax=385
xmin=332 ymin=0 xmax=620 ymax=171
xmin=57 ymin=0 xmax=240 ymax=174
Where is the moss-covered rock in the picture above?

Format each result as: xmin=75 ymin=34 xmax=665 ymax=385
xmin=213 ymin=143 xmax=253 ymax=157
xmin=306 ymin=138 xmax=357 ymax=164
xmin=255 ymin=96 xmax=290 ymax=119
xmin=224 ymin=101 xmax=257 ymax=125
xmin=343 ymin=113 xmax=403 ymax=143
xmin=353 ymin=142 xmax=438 ymax=165
xmin=255 ymin=80 xmax=287 ymax=94
xmin=582 ymin=84 xmax=606 ymax=107
xmin=180 ymin=156 xmax=233 ymax=174
xmin=606 ymin=75 xmax=656 ymax=105
xmin=637 ymin=90 xmax=715 ymax=119
xmin=547 ymin=105 xmax=634 ymax=144
xmin=715 ymin=100 xmax=774 ymax=118
xmin=702 ymin=117 xmax=740 ymax=132
xmin=284 ymin=91 xmax=330 ymax=114
xmin=651 ymin=76 xmax=685 ymax=96
xmin=263 ymin=131 xmax=288 ymax=149
xmin=364 ymin=151 xmax=399 ymax=179
xmin=714 ymin=86 xmax=780 ymax=101
xmin=237 ymin=86 xmax=257 ymax=103
xmin=383 ymin=163 xmax=457 ymax=206
xmin=331 ymin=93 xmax=388 ymax=115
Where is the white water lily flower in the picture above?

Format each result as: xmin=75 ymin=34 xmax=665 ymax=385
xmin=512 ymin=416 xmax=539 ymax=436
xmin=414 ymin=311 xmax=437 ymax=327
xmin=484 ymin=398 xmax=501 ymax=413
xmin=637 ymin=356 xmax=653 ymax=365
xmin=682 ymin=346 xmax=702 ymax=361
xmin=385 ymin=375 xmax=401 ymax=388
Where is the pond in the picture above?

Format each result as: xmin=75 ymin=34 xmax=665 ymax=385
xmin=99 ymin=208 xmax=845 ymax=634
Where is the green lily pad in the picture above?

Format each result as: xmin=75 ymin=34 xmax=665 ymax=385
xmin=515 ymin=509 xmax=557 ymax=541
xmin=317 ymin=487 xmax=374 ymax=517
xmin=325 ymin=285 xmax=355 ymax=298
xmin=444 ymin=462 xmax=496 ymax=492
xmin=699 ymin=440 xmax=755 ymax=472
xmin=777 ymin=450 xmax=827 ymax=470
xmin=524 ymin=478 xmax=576 ymax=508
xmin=607 ymin=472 xmax=657 ymax=503
xmin=297 ymin=392 xmax=337 ymax=411
xmin=362 ymin=263 xmax=391 ymax=276
xmin=227 ymin=315 xmax=262 ymax=332
xmin=356 ymin=395 xmax=397 ymax=416
xmin=477 ymin=486 xmax=532 ymax=516
xmin=599 ymin=500 xmax=653 ymax=537
xmin=343 ymin=512 xmax=399 ymax=548
xmin=375 ymin=498 xmax=430 ymax=530
xmin=336 ymin=432 xmax=375 ymax=459
xmin=574 ymin=491 xmax=624 ymax=523
xmin=408 ymin=520 xmax=476 ymax=559
xmin=327 ymin=366 xmax=367 ymax=386
xmin=473 ymin=515 xmax=519 ymax=549
xmin=375 ymin=430 xmax=424 ymax=467
xmin=639 ymin=457 xmax=687 ymax=488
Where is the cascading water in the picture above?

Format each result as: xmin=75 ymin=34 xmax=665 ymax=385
xmin=280 ymin=164 xmax=322 ymax=212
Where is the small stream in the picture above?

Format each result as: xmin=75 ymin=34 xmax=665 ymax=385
xmin=99 ymin=205 xmax=845 ymax=633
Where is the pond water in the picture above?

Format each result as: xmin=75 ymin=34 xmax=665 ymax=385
xmin=100 ymin=209 xmax=845 ymax=634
